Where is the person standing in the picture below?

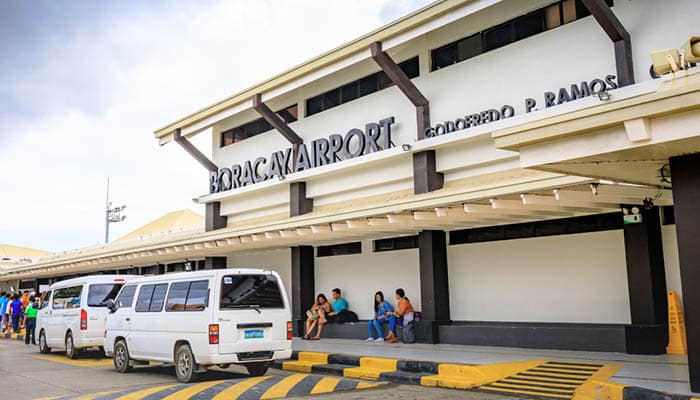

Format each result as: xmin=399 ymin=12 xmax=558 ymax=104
xmin=10 ymin=295 xmax=24 ymax=333
xmin=23 ymin=296 xmax=38 ymax=345
xmin=0 ymin=292 xmax=7 ymax=333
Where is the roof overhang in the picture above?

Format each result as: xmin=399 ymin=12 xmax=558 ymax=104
xmin=153 ymin=0 xmax=510 ymax=143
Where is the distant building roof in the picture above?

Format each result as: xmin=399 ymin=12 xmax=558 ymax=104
xmin=0 ymin=244 xmax=49 ymax=260
xmin=116 ymin=209 xmax=204 ymax=242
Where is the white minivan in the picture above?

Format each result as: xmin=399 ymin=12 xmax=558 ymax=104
xmin=37 ymin=275 xmax=138 ymax=358
xmin=104 ymin=269 xmax=293 ymax=382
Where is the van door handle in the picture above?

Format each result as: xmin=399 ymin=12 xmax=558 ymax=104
xmin=125 ymin=318 xmax=130 ymax=321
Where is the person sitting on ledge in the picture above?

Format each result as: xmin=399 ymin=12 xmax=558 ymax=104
xmin=386 ymin=288 xmax=414 ymax=343
xmin=303 ymin=293 xmax=331 ymax=340
xmin=367 ymin=291 xmax=394 ymax=342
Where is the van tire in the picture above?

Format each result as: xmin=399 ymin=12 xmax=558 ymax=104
xmin=113 ymin=340 xmax=132 ymax=373
xmin=175 ymin=344 xmax=198 ymax=383
xmin=245 ymin=363 xmax=268 ymax=377
xmin=65 ymin=332 xmax=79 ymax=359
xmin=39 ymin=331 xmax=51 ymax=354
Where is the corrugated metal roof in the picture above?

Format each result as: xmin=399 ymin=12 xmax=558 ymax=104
xmin=116 ymin=209 xmax=203 ymax=242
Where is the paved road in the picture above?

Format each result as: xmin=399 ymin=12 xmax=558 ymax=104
xmin=0 ymin=339 xmax=517 ymax=399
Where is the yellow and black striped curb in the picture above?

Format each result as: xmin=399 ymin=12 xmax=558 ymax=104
xmin=274 ymin=352 xmax=698 ymax=400
xmin=1 ymin=330 xmax=25 ymax=341
xmin=35 ymin=373 xmax=381 ymax=400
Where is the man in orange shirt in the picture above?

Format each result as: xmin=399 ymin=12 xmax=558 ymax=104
xmin=386 ymin=288 xmax=414 ymax=343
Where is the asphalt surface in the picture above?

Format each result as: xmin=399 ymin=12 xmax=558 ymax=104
xmin=0 ymin=339 xmax=518 ymax=399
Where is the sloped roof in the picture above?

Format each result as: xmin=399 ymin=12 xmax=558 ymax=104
xmin=116 ymin=209 xmax=204 ymax=242
xmin=0 ymin=244 xmax=49 ymax=260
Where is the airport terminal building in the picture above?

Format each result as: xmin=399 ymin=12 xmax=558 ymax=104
xmin=2 ymin=0 xmax=700 ymax=392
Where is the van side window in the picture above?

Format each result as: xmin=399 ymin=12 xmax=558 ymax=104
xmin=165 ymin=280 xmax=209 ymax=312
xmin=149 ymin=284 xmax=168 ymax=312
xmin=87 ymin=283 xmax=124 ymax=307
xmin=135 ymin=285 xmax=155 ymax=312
xmin=116 ymin=285 xmax=137 ymax=308
xmin=52 ymin=286 xmax=82 ymax=310
xmin=40 ymin=291 xmax=52 ymax=310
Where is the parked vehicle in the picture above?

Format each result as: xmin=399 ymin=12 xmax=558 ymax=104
xmin=104 ymin=269 xmax=293 ymax=382
xmin=37 ymin=275 xmax=138 ymax=358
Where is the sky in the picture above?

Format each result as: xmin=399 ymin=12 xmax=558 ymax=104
xmin=0 ymin=0 xmax=432 ymax=253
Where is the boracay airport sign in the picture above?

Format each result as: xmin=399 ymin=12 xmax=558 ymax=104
xmin=209 ymin=74 xmax=617 ymax=194
xmin=210 ymin=117 xmax=396 ymax=193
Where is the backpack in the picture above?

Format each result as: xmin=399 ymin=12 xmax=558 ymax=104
xmin=402 ymin=320 xmax=415 ymax=344
xmin=335 ymin=310 xmax=359 ymax=323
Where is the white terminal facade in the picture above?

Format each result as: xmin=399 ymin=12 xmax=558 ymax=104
xmin=2 ymin=0 xmax=700 ymax=392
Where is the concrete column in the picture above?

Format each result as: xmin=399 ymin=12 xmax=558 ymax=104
xmin=416 ymin=230 xmax=450 ymax=343
xmin=670 ymin=153 xmax=700 ymax=392
xmin=204 ymin=256 xmax=227 ymax=270
xmin=205 ymin=202 xmax=228 ymax=231
xmin=290 ymin=182 xmax=313 ymax=217
xmin=291 ymin=246 xmax=315 ymax=336
xmin=623 ymin=206 xmax=668 ymax=354
xmin=413 ymin=151 xmax=444 ymax=194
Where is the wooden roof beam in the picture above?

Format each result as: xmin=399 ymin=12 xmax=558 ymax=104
xmin=252 ymin=94 xmax=303 ymax=145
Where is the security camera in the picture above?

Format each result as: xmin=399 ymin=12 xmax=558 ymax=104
xmin=680 ymin=36 xmax=700 ymax=66
xmin=650 ymin=48 xmax=681 ymax=77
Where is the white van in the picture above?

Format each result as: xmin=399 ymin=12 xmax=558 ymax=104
xmin=104 ymin=269 xmax=293 ymax=382
xmin=37 ymin=275 xmax=138 ymax=358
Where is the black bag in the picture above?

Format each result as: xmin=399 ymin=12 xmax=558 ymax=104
xmin=335 ymin=310 xmax=359 ymax=323
xmin=402 ymin=320 xmax=415 ymax=343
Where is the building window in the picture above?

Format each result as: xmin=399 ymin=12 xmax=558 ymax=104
xmin=431 ymin=0 xmax=613 ymax=71
xmin=220 ymin=104 xmax=298 ymax=147
xmin=449 ymin=212 xmax=622 ymax=245
xmin=317 ymin=242 xmax=362 ymax=257
xmin=374 ymin=235 xmax=419 ymax=252
xmin=305 ymin=56 xmax=420 ymax=117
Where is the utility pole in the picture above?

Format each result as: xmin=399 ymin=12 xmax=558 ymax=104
xmin=105 ymin=178 xmax=127 ymax=243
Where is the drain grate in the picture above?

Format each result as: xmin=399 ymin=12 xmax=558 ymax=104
xmin=479 ymin=361 xmax=604 ymax=399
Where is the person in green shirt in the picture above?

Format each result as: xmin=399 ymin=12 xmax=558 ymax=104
xmin=23 ymin=296 xmax=38 ymax=346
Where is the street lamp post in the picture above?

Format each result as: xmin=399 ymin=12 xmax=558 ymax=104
xmin=105 ymin=178 xmax=127 ymax=244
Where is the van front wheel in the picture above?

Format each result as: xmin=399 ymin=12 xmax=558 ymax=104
xmin=245 ymin=363 xmax=268 ymax=377
xmin=175 ymin=344 xmax=198 ymax=383
xmin=114 ymin=340 xmax=132 ymax=373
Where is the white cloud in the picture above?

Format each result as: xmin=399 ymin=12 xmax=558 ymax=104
xmin=0 ymin=0 xmax=432 ymax=252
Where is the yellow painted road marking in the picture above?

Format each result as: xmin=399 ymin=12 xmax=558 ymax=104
xmin=260 ymin=373 xmax=307 ymax=399
xmin=310 ymin=377 xmax=341 ymax=394
xmin=344 ymin=357 xmax=398 ymax=380
xmin=112 ymin=384 xmax=180 ymax=400
xmin=357 ymin=382 xmax=378 ymax=390
xmin=210 ymin=376 xmax=271 ymax=400
xmin=32 ymin=355 xmax=113 ymax=368
xmin=67 ymin=390 xmax=122 ymax=400
xmin=161 ymin=380 xmax=226 ymax=400
xmin=482 ymin=385 xmax=571 ymax=399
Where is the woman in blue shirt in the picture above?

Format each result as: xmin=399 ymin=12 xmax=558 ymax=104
xmin=367 ymin=291 xmax=394 ymax=342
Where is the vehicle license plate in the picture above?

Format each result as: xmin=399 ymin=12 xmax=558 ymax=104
xmin=244 ymin=329 xmax=264 ymax=339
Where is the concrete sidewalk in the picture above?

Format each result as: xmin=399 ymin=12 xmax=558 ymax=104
xmin=292 ymin=338 xmax=698 ymax=397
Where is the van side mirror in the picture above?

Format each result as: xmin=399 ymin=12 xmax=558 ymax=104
xmin=106 ymin=299 xmax=117 ymax=313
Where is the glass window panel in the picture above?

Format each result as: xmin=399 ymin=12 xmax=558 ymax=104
xmin=116 ymin=285 xmax=136 ymax=308
xmin=340 ymin=82 xmax=359 ymax=102
xmin=185 ymin=280 xmax=209 ymax=311
xmin=135 ymin=284 xmax=154 ymax=312
xmin=87 ymin=284 xmax=123 ymax=307
xmin=456 ymin=34 xmax=482 ymax=62
xmin=165 ymin=282 xmax=189 ymax=312
xmin=306 ymin=96 xmax=323 ymax=116
xmin=545 ymin=4 xmax=562 ymax=29
xmin=149 ymin=283 xmax=168 ymax=312
xmin=322 ymin=89 xmax=340 ymax=109
xmin=431 ymin=43 xmax=458 ymax=70
xmin=514 ymin=11 xmax=545 ymax=41
xmin=220 ymin=274 xmax=284 ymax=309
xmin=399 ymin=57 xmax=420 ymax=78
xmin=358 ymin=75 xmax=377 ymax=97
xmin=562 ymin=0 xmax=576 ymax=23
xmin=483 ymin=22 xmax=513 ymax=52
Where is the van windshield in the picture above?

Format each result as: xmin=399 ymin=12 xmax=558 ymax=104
xmin=87 ymin=284 xmax=124 ymax=307
xmin=220 ymin=274 xmax=284 ymax=309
